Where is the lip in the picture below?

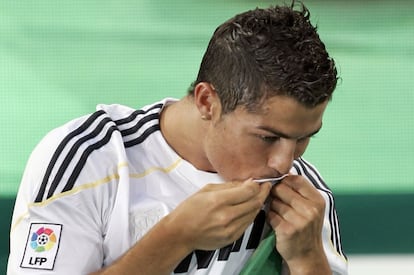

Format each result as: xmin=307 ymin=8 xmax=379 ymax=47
xmin=253 ymin=174 xmax=289 ymax=185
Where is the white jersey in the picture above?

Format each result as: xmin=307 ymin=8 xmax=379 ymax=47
xmin=8 ymin=98 xmax=348 ymax=274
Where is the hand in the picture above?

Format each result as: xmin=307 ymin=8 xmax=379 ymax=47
xmin=267 ymin=175 xmax=330 ymax=274
xmin=90 ymin=180 xmax=271 ymax=275
xmin=166 ymin=179 xmax=271 ymax=251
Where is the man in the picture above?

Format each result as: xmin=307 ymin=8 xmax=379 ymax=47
xmin=8 ymin=3 xmax=348 ymax=275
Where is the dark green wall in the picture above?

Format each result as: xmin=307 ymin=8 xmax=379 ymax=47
xmin=1 ymin=197 xmax=14 ymax=274
xmin=335 ymin=193 xmax=414 ymax=255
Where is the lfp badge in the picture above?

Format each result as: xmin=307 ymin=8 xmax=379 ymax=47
xmin=31 ymin=227 xmax=57 ymax=252
xmin=21 ymin=223 xmax=62 ymax=270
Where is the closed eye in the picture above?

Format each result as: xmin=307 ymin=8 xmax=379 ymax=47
xmin=259 ymin=135 xmax=280 ymax=143
xmin=259 ymin=134 xmax=317 ymax=144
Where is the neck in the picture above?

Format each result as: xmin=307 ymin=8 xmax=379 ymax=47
xmin=160 ymin=97 xmax=215 ymax=172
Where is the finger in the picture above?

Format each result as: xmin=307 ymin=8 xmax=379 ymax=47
xmin=271 ymin=175 xmax=321 ymax=206
xmin=255 ymin=180 xmax=272 ymax=203
xmin=267 ymin=208 xmax=294 ymax=234
xmin=201 ymin=181 xmax=243 ymax=192
xmin=269 ymin=197 xmax=306 ymax=224
xmin=282 ymin=175 xmax=321 ymax=200
xmin=223 ymin=191 xmax=267 ymax=222
xmin=267 ymin=208 xmax=283 ymax=229
xmin=213 ymin=182 xmax=271 ymax=230
xmin=271 ymin=182 xmax=300 ymax=206
xmin=221 ymin=202 xmax=266 ymax=243
xmin=270 ymin=183 xmax=325 ymax=228
xmin=282 ymin=176 xmax=326 ymax=212
xmin=217 ymin=180 xmax=271 ymax=206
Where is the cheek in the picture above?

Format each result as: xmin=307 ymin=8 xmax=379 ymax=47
xmin=207 ymin=139 xmax=265 ymax=178
xmin=214 ymin=142 xmax=255 ymax=163
xmin=226 ymin=143 xmax=269 ymax=172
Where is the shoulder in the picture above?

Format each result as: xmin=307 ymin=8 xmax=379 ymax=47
xmin=97 ymin=101 xmax=165 ymax=148
xmin=22 ymin=100 xmax=175 ymax=204
xmin=22 ymin=109 xmax=120 ymax=203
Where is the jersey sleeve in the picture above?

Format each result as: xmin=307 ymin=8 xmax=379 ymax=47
xmin=7 ymin=111 xmax=126 ymax=275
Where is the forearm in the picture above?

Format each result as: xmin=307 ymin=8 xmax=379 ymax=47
xmin=90 ymin=215 xmax=192 ymax=275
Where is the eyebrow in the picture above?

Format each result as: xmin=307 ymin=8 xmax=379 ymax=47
xmin=257 ymin=124 xmax=322 ymax=140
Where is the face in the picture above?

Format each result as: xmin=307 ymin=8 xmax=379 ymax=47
xmin=203 ymin=95 xmax=328 ymax=181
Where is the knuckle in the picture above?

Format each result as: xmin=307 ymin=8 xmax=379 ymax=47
xmin=306 ymin=205 xmax=321 ymax=218
xmin=216 ymin=211 xmax=233 ymax=228
xmin=208 ymin=195 xmax=219 ymax=206
xmin=302 ymin=202 xmax=325 ymax=223
xmin=206 ymin=192 xmax=222 ymax=207
xmin=283 ymin=225 xmax=297 ymax=237
xmin=215 ymin=224 xmax=236 ymax=244
xmin=245 ymin=182 xmax=259 ymax=195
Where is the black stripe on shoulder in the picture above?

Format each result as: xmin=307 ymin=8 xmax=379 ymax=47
xmin=61 ymin=125 xmax=119 ymax=193
xmin=124 ymin=124 xmax=160 ymax=148
xmin=35 ymin=110 xmax=106 ymax=203
xmin=112 ymin=103 xmax=163 ymax=147
xmin=114 ymin=103 xmax=163 ymax=125
xmin=120 ymin=113 xmax=159 ymax=137
xmin=45 ymin=117 xmax=114 ymax=199
xmin=113 ymin=103 xmax=162 ymax=145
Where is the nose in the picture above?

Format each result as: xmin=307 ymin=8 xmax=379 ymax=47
xmin=267 ymin=139 xmax=296 ymax=175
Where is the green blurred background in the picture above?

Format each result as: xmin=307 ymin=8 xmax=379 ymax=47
xmin=1 ymin=0 xmax=413 ymax=272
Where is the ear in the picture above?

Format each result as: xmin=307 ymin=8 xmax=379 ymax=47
xmin=193 ymin=82 xmax=221 ymax=120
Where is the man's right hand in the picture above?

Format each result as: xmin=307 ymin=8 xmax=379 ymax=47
xmin=165 ymin=179 xmax=272 ymax=251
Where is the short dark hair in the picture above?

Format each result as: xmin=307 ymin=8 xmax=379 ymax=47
xmin=188 ymin=2 xmax=338 ymax=113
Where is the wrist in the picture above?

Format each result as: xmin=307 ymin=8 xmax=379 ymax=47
xmin=159 ymin=213 xmax=195 ymax=255
xmin=284 ymin=250 xmax=331 ymax=275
